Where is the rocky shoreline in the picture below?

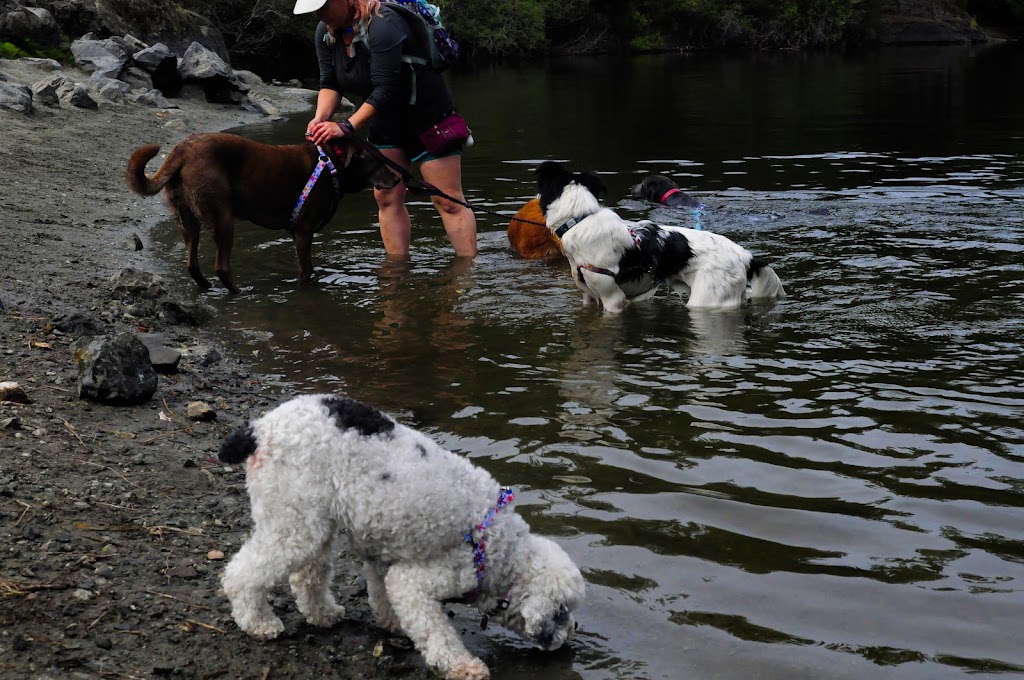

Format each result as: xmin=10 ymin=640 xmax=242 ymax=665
xmin=0 ymin=55 xmax=436 ymax=679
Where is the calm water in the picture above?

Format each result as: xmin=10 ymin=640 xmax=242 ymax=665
xmin=152 ymin=45 xmax=1024 ymax=678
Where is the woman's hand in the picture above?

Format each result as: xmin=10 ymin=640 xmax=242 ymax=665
xmin=307 ymin=119 xmax=354 ymax=146
xmin=305 ymin=115 xmax=329 ymax=137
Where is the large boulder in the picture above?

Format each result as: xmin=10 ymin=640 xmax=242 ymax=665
xmin=70 ymin=35 xmax=130 ymax=77
xmin=131 ymin=44 xmax=181 ymax=96
xmin=177 ymin=41 xmax=239 ymax=104
xmin=33 ymin=0 xmax=230 ymax=63
xmin=131 ymin=41 xmax=170 ymax=70
xmin=0 ymin=2 xmax=61 ymax=47
xmin=178 ymin=41 xmax=231 ymax=80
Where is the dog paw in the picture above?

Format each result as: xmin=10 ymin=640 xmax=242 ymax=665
xmin=446 ymin=658 xmax=489 ymax=680
xmin=305 ymin=602 xmax=346 ymax=628
xmin=241 ymin=616 xmax=285 ymax=640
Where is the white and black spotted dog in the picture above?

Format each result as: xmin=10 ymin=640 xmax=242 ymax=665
xmin=218 ymin=394 xmax=585 ymax=680
xmin=538 ymin=161 xmax=786 ymax=313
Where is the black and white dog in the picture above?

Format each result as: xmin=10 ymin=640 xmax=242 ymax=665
xmin=631 ymin=174 xmax=701 ymax=208
xmin=538 ymin=162 xmax=786 ymax=313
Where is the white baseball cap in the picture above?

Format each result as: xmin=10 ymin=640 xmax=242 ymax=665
xmin=293 ymin=0 xmax=328 ymax=14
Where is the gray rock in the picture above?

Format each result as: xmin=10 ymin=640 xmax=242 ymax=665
xmin=160 ymin=300 xmax=214 ymax=326
xmin=178 ymin=41 xmax=231 ymax=81
xmin=57 ymin=81 xmax=98 ymax=110
xmin=164 ymin=117 xmax=188 ymax=132
xmin=0 ymin=4 xmax=60 ymax=47
xmin=31 ymin=73 xmax=66 ymax=106
xmin=120 ymin=34 xmax=149 ymax=53
xmin=0 ymin=81 xmax=33 ymax=114
xmin=86 ymin=73 xmax=130 ymax=102
xmin=19 ymin=57 xmax=61 ymax=70
xmin=127 ymin=88 xmax=175 ymax=109
xmin=119 ymin=66 xmax=152 ymax=91
xmin=137 ymin=335 xmax=181 ymax=374
xmin=51 ymin=311 xmax=105 ymax=338
xmin=132 ymin=42 xmax=172 ymax=71
xmin=177 ymin=41 xmax=239 ymax=104
xmin=242 ymin=92 xmax=279 ymax=117
xmin=0 ymin=70 xmax=6 ymax=82
xmin=72 ymin=333 xmax=158 ymax=406
xmin=125 ymin=232 xmax=144 ymax=251
xmin=108 ymin=268 xmax=167 ymax=300
xmin=231 ymin=69 xmax=263 ymax=87
xmin=188 ymin=346 xmax=222 ymax=367
xmin=70 ymin=37 xmax=131 ymax=78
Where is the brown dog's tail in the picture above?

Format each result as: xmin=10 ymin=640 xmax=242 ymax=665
xmin=126 ymin=144 xmax=178 ymax=196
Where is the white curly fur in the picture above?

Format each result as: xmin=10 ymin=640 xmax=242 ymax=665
xmin=220 ymin=394 xmax=585 ymax=680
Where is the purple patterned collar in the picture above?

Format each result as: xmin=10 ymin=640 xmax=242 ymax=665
xmin=465 ymin=486 xmax=515 ymax=586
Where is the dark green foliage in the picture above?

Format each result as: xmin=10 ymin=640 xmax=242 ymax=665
xmin=0 ymin=38 xmax=72 ymax=63
xmin=443 ymin=0 xmax=868 ymax=55
xmin=168 ymin=0 xmax=1008 ymax=74
xmin=966 ymin=0 xmax=1024 ymax=34
xmin=0 ymin=41 xmax=22 ymax=59
xmin=179 ymin=0 xmax=308 ymax=59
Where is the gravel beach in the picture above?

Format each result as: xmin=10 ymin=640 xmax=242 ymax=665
xmin=0 ymin=57 xmax=437 ymax=679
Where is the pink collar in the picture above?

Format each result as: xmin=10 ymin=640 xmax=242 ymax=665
xmin=660 ymin=188 xmax=682 ymax=203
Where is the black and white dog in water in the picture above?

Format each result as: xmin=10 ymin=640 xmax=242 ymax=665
xmin=631 ymin=174 xmax=702 ymax=208
xmin=219 ymin=394 xmax=584 ymax=680
xmin=538 ymin=162 xmax=786 ymax=313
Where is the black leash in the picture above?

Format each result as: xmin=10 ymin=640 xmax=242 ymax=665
xmin=344 ymin=136 xmax=549 ymax=227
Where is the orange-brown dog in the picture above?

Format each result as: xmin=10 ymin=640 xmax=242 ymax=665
xmin=507 ymin=197 xmax=563 ymax=260
xmin=127 ymin=133 xmax=398 ymax=294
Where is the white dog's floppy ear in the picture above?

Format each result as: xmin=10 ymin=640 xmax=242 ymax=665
xmin=219 ymin=423 xmax=257 ymax=464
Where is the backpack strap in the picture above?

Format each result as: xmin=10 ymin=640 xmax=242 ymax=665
xmin=349 ymin=5 xmax=430 ymax=106
xmin=399 ymin=54 xmax=430 ymax=105
xmin=387 ymin=3 xmax=433 ymax=105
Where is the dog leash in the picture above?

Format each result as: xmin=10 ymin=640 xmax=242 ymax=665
xmin=289 ymin=144 xmax=341 ymax=231
xmin=343 ymin=136 xmax=549 ymax=226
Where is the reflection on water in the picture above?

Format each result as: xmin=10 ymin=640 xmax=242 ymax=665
xmin=150 ymin=45 xmax=1024 ymax=679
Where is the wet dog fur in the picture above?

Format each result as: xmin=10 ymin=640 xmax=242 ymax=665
xmin=126 ymin=133 xmax=398 ymax=294
xmin=538 ymin=162 xmax=786 ymax=313
xmin=631 ymin=174 xmax=701 ymax=208
xmin=507 ymin=196 xmax=564 ymax=260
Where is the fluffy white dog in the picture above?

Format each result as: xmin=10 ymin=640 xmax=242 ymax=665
xmin=218 ymin=394 xmax=585 ymax=680
xmin=537 ymin=161 xmax=787 ymax=313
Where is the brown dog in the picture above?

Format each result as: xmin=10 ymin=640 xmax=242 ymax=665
xmin=127 ymin=133 xmax=399 ymax=294
xmin=507 ymin=196 xmax=563 ymax=260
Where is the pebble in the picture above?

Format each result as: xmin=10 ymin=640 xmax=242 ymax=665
xmin=95 ymin=564 xmax=113 ymax=577
xmin=207 ymin=549 xmax=225 ymax=560
xmin=72 ymin=588 xmax=93 ymax=601
xmin=186 ymin=401 xmax=216 ymax=421
xmin=95 ymin=637 xmax=113 ymax=650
